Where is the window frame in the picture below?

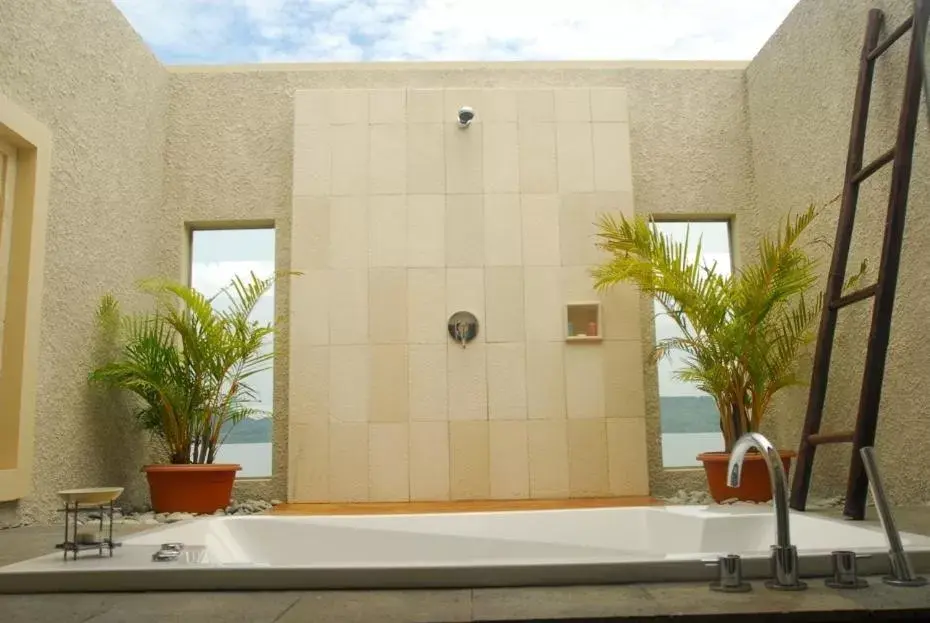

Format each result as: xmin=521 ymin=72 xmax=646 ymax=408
xmin=0 ymin=91 xmax=52 ymax=501
xmin=185 ymin=224 xmax=277 ymax=480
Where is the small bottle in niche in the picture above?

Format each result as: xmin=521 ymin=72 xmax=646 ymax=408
xmin=567 ymin=321 xmax=575 ymax=336
xmin=588 ymin=320 xmax=598 ymax=337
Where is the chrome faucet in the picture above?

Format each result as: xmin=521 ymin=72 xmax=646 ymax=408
xmin=860 ymin=446 xmax=927 ymax=587
xmin=728 ymin=432 xmax=807 ymax=590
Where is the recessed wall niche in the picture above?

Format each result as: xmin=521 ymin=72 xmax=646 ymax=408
xmin=565 ymin=302 xmax=602 ymax=342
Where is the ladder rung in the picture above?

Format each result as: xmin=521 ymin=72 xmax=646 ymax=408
xmin=808 ymin=432 xmax=855 ymax=446
xmin=830 ymin=284 xmax=878 ymax=310
xmin=867 ymin=16 xmax=914 ymax=61
xmin=852 ymin=147 xmax=896 ymax=184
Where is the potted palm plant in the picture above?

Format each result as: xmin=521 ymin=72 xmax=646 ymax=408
xmin=89 ymin=272 xmax=282 ymax=514
xmin=592 ymin=203 xmax=863 ymax=502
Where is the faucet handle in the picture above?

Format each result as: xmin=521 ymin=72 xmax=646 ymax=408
xmin=825 ymin=550 xmax=868 ymax=589
xmin=705 ymin=554 xmax=752 ymax=593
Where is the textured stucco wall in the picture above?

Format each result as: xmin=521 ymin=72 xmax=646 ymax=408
xmin=164 ymin=63 xmax=755 ymax=500
xmin=747 ymin=0 xmax=930 ymax=504
xmin=0 ymin=0 xmax=169 ymax=524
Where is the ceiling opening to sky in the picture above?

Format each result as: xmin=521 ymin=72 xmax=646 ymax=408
xmin=112 ymin=0 xmax=801 ymax=65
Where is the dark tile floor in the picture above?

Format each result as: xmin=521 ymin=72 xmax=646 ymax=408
xmin=2 ymin=506 xmax=930 ymax=622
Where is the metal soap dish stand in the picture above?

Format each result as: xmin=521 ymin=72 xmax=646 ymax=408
xmin=55 ymin=488 xmax=124 ymax=560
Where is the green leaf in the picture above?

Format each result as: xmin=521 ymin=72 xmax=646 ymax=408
xmin=89 ymin=270 xmax=299 ymax=464
xmin=593 ymin=201 xmax=842 ymax=449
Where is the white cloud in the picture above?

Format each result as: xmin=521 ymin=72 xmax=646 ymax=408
xmin=112 ymin=0 xmax=800 ymax=64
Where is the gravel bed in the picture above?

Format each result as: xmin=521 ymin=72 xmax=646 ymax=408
xmin=658 ymin=489 xmax=847 ymax=510
xmin=71 ymin=498 xmax=284 ymax=527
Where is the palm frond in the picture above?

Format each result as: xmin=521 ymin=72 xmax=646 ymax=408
xmin=89 ymin=271 xmax=296 ymax=464
xmin=594 ymin=200 xmax=838 ymax=450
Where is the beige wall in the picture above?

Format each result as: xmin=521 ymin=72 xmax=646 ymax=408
xmin=0 ymin=0 xmax=168 ymax=524
xmin=164 ymin=64 xmax=753 ymax=502
xmin=286 ymin=87 xmax=649 ymax=502
xmin=746 ymin=0 xmax=930 ymax=505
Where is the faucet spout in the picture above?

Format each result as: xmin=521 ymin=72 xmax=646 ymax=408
xmin=727 ymin=432 xmax=805 ymax=590
xmin=727 ymin=432 xmax=791 ymax=549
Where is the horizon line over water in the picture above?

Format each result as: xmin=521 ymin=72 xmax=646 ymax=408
xmin=217 ymin=431 xmax=725 ymax=478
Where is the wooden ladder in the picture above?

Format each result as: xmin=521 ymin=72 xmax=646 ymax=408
xmin=789 ymin=4 xmax=928 ymax=521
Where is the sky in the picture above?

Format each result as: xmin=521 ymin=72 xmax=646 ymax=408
xmin=112 ymin=0 xmax=800 ymax=65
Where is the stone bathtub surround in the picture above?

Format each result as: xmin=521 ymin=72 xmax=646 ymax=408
xmin=4 ymin=504 xmax=930 ymax=619
xmin=1 ymin=0 xmax=929 ymax=525
xmin=9 ymin=504 xmax=930 ymax=594
xmin=287 ymin=86 xmax=649 ymax=503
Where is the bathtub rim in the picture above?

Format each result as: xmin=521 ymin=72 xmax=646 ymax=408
xmin=3 ymin=504 xmax=930 ymax=594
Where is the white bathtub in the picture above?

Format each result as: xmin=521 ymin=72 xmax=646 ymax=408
xmin=3 ymin=505 xmax=930 ymax=593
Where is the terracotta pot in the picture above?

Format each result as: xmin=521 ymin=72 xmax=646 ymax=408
xmin=143 ymin=464 xmax=241 ymax=514
xmin=697 ymin=450 xmax=796 ymax=503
